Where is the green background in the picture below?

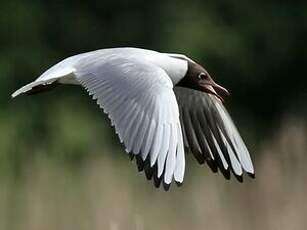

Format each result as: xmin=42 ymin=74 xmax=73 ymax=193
xmin=1 ymin=1 xmax=307 ymax=229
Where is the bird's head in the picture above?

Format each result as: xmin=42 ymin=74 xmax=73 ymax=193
xmin=177 ymin=61 xmax=229 ymax=101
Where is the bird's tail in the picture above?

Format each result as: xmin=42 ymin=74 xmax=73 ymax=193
xmin=11 ymin=80 xmax=58 ymax=98
xmin=11 ymin=65 xmax=76 ymax=98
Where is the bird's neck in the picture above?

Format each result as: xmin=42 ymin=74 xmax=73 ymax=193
xmin=147 ymin=54 xmax=188 ymax=86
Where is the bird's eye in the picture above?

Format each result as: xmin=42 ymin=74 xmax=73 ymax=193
xmin=197 ymin=73 xmax=208 ymax=80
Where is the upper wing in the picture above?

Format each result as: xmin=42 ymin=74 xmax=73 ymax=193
xmin=75 ymin=58 xmax=185 ymax=189
xmin=174 ymin=87 xmax=254 ymax=181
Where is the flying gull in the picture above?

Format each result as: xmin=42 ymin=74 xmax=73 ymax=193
xmin=12 ymin=47 xmax=254 ymax=190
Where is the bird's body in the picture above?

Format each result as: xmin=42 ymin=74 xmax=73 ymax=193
xmin=12 ymin=47 xmax=254 ymax=189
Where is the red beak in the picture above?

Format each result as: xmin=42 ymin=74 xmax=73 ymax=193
xmin=200 ymin=81 xmax=229 ymax=102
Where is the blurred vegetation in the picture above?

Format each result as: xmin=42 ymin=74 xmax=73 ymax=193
xmin=0 ymin=0 xmax=307 ymax=229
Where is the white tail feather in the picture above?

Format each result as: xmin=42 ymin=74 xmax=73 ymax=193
xmin=12 ymin=67 xmax=76 ymax=98
xmin=11 ymin=80 xmax=54 ymax=98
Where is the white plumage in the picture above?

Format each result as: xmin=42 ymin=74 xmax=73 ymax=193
xmin=12 ymin=47 xmax=254 ymax=189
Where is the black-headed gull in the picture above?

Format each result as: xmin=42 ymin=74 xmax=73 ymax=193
xmin=12 ymin=47 xmax=254 ymax=189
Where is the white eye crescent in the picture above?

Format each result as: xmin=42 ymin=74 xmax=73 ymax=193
xmin=197 ymin=73 xmax=208 ymax=80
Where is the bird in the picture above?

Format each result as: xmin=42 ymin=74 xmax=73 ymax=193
xmin=12 ymin=47 xmax=254 ymax=190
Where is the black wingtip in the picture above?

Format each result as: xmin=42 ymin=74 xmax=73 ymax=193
xmin=234 ymin=174 xmax=243 ymax=183
xmin=191 ymin=151 xmax=205 ymax=164
xmin=247 ymin=172 xmax=255 ymax=179
xmin=144 ymin=167 xmax=154 ymax=180
xmin=163 ymin=183 xmax=171 ymax=191
xmin=130 ymin=153 xmax=185 ymax=191
xmin=220 ymin=168 xmax=231 ymax=180
xmin=153 ymin=175 xmax=162 ymax=188
xmin=129 ymin=153 xmax=135 ymax=161
xmin=175 ymin=181 xmax=183 ymax=187
xmin=206 ymin=159 xmax=218 ymax=173
xmin=136 ymin=156 xmax=144 ymax=171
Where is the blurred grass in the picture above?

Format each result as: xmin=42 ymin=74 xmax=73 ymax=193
xmin=1 ymin=0 xmax=307 ymax=229
xmin=0 ymin=115 xmax=306 ymax=230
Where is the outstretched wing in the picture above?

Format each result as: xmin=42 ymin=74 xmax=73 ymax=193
xmin=174 ymin=87 xmax=254 ymax=181
xmin=75 ymin=58 xmax=185 ymax=189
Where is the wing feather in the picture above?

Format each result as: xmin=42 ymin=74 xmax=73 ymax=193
xmin=157 ymin=124 xmax=170 ymax=177
xmin=76 ymin=58 xmax=185 ymax=187
xmin=164 ymin=124 xmax=177 ymax=184
xmin=150 ymin=119 xmax=163 ymax=166
xmin=133 ymin=111 xmax=149 ymax=155
xmin=174 ymin=123 xmax=185 ymax=183
xmin=141 ymin=120 xmax=156 ymax=160
xmin=174 ymin=87 xmax=254 ymax=179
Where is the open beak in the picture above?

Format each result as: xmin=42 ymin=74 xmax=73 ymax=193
xmin=200 ymin=81 xmax=229 ymax=102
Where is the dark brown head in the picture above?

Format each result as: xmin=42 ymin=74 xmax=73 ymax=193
xmin=177 ymin=61 xmax=229 ymax=101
